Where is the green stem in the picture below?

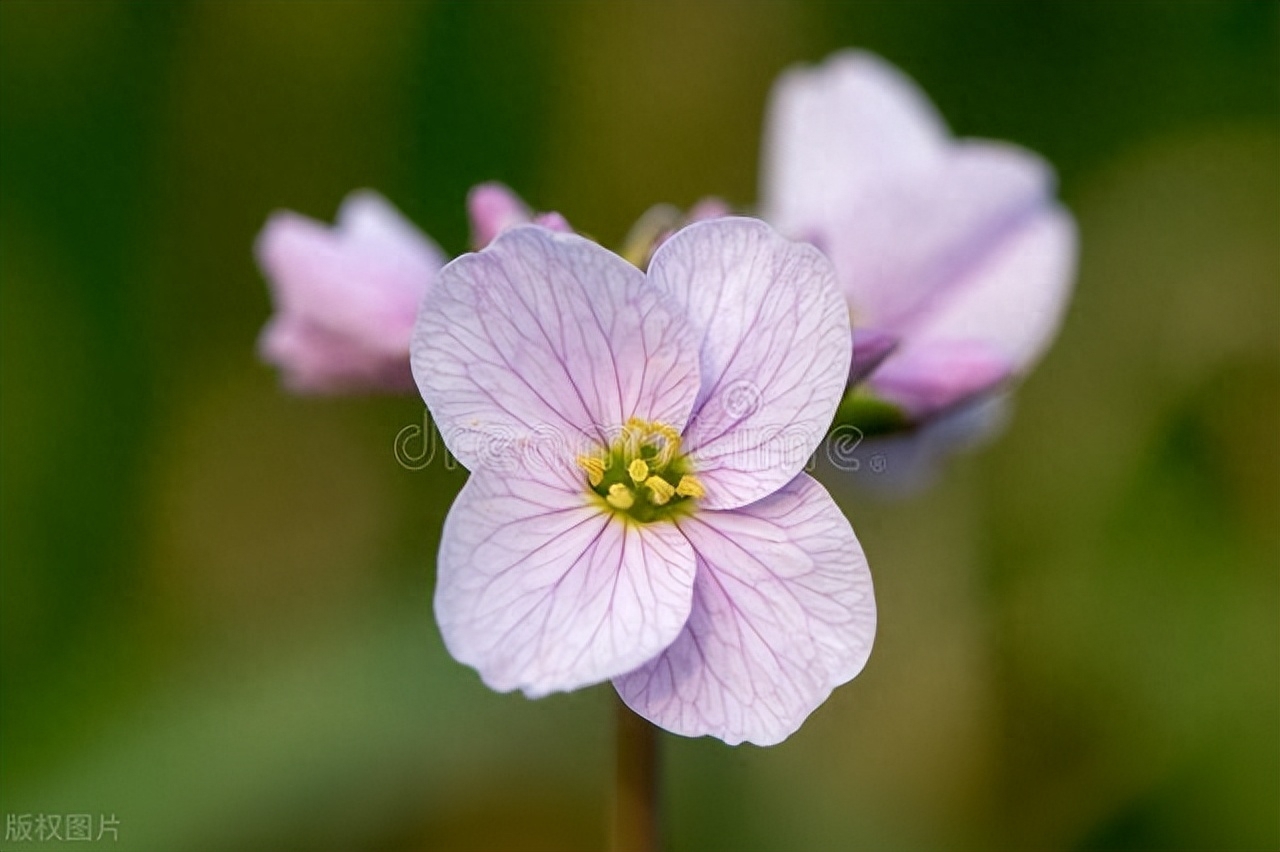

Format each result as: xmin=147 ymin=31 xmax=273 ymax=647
xmin=612 ymin=693 xmax=660 ymax=852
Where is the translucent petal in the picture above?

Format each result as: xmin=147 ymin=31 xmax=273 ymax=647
xmin=615 ymin=474 xmax=875 ymax=745
xmin=436 ymin=471 xmax=697 ymax=697
xmin=894 ymin=205 xmax=1078 ymax=375
xmin=648 ymin=219 xmax=851 ymax=509
xmin=763 ymin=50 xmax=947 ymax=239
xmin=413 ymin=227 xmax=702 ymax=472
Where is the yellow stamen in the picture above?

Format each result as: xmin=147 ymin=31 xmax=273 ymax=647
xmin=619 ymin=204 xmax=682 ymax=268
xmin=577 ymin=455 xmax=605 ymax=487
xmin=606 ymin=483 xmax=635 ymax=510
xmin=622 ymin=417 xmax=646 ymax=446
xmin=674 ymin=475 xmax=705 ymax=499
xmin=653 ymin=425 xmax=682 ymax=465
xmin=645 ymin=476 xmax=675 ymax=506
xmin=627 ymin=458 xmax=650 ymax=484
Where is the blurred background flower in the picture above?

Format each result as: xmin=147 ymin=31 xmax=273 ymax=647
xmin=1 ymin=2 xmax=1276 ymax=850
xmin=256 ymin=190 xmax=444 ymax=394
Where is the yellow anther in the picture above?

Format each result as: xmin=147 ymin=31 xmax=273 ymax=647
xmin=577 ymin=455 xmax=605 ymax=487
xmin=606 ymin=483 xmax=635 ymax=510
xmin=616 ymin=418 xmax=683 ymax=463
xmin=583 ymin=419 xmax=698 ymax=518
xmin=674 ymin=475 xmax=705 ymax=499
xmin=645 ymin=476 xmax=676 ymax=506
xmin=653 ymin=426 xmax=682 ymax=465
xmin=622 ymin=415 xmax=646 ymax=439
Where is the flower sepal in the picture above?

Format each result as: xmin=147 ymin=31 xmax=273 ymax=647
xmin=833 ymin=389 xmax=910 ymax=439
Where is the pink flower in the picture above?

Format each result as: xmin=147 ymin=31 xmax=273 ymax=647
xmin=256 ymin=191 xmax=445 ymax=394
xmin=466 ymin=182 xmax=572 ymax=249
xmin=412 ymin=219 xmax=875 ymax=745
xmin=762 ymin=51 xmax=1077 ymax=423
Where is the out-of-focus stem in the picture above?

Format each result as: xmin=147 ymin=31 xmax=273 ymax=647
xmin=612 ymin=693 xmax=660 ymax=852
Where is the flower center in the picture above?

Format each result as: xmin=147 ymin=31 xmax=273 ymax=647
xmin=577 ymin=418 xmax=704 ymax=523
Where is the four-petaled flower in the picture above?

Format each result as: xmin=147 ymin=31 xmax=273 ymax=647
xmin=412 ymin=219 xmax=875 ymax=745
xmin=252 ymin=48 xmax=1079 ymax=745
xmin=762 ymin=51 xmax=1077 ymax=430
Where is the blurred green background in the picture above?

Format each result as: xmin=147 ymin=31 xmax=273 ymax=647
xmin=2 ymin=2 xmax=1277 ymax=850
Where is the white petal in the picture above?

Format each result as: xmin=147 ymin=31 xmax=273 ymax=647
xmin=762 ymin=50 xmax=947 ymax=238
xmin=895 ymin=205 xmax=1078 ymax=374
xmin=615 ymin=474 xmax=875 ymax=745
xmin=648 ymin=219 xmax=851 ymax=510
xmin=436 ymin=471 xmax=697 ymax=697
xmin=413 ymin=227 xmax=702 ymax=472
xmin=816 ymin=142 xmax=1054 ymax=333
xmin=337 ymin=190 xmax=448 ymax=281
